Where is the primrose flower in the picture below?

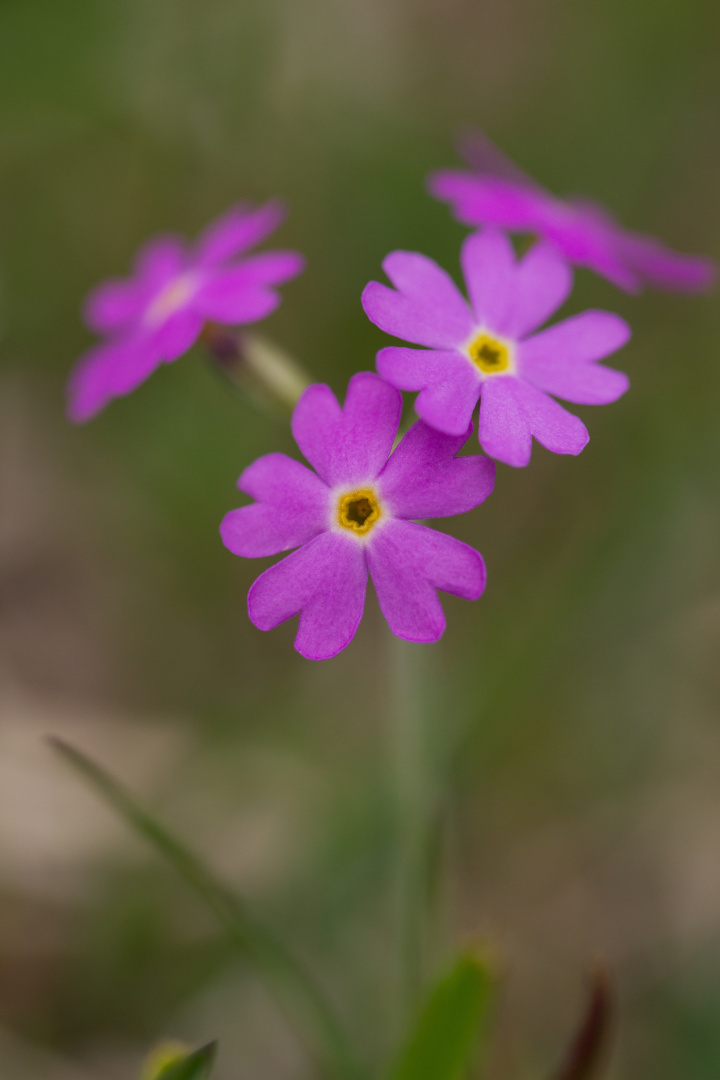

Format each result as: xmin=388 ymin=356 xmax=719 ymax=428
xmin=221 ymin=372 xmax=495 ymax=660
xmin=67 ymin=202 xmax=304 ymax=422
xmin=362 ymin=231 xmax=631 ymax=467
xmin=428 ymin=132 xmax=716 ymax=293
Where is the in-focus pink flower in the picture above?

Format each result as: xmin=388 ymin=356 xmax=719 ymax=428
xmin=362 ymin=231 xmax=631 ymax=467
xmin=220 ymin=372 xmax=495 ymax=660
xmin=67 ymin=202 xmax=304 ymax=421
xmin=428 ymin=131 xmax=716 ymax=293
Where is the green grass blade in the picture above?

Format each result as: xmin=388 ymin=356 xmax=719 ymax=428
xmin=153 ymin=1042 xmax=217 ymax=1080
xmin=49 ymin=738 xmax=365 ymax=1080
xmin=389 ymin=951 xmax=492 ymax=1080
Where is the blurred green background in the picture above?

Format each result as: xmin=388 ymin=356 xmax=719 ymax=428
xmin=1 ymin=0 xmax=720 ymax=1077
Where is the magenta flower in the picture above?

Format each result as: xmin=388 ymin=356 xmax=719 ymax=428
xmin=362 ymin=231 xmax=631 ymax=468
xmin=428 ymin=133 xmax=716 ymax=293
xmin=220 ymin=372 xmax=495 ymax=660
xmin=67 ymin=202 xmax=304 ymax=422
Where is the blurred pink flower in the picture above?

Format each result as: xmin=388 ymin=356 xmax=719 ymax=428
xmin=221 ymin=372 xmax=495 ymax=660
xmin=428 ymin=131 xmax=716 ymax=293
xmin=67 ymin=202 xmax=304 ymax=421
xmin=362 ymin=231 xmax=631 ymax=467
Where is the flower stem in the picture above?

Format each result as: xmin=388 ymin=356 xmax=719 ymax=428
xmin=202 ymin=325 xmax=311 ymax=413
xmin=389 ymin=634 xmax=441 ymax=1029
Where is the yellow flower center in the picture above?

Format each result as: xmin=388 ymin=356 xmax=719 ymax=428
xmin=145 ymin=274 xmax=197 ymax=326
xmin=337 ymin=488 xmax=381 ymax=536
xmin=468 ymin=332 xmax=511 ymax=374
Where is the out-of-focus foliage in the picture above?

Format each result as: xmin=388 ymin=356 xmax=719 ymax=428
xmin=147 ymin=1041 xmax=216 ymax=1080
xmin=1 ymin=1 xmax=720 ymax=1079
xmin=51 ymin=737 xmax=364 ymax=1080
xmin=389 ymin=952 xmax=492 ymax=1080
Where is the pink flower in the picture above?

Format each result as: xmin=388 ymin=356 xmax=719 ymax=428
xmin=428 ymin=132 xmax=716 ymax=293
xmin=362 ymin=231 xmax=631 ymax=467
xmin=67 ymin=202 xmax=304 ymax=421
xmin=220 ymin=372 xmax=495 ymax=660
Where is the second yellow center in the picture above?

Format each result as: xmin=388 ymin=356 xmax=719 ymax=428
xmin=468 ymin=333 xmax=511 ymax=375
xmin=337 ymin=488 xmax=382 ymax=536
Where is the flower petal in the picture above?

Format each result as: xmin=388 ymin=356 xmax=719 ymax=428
xmin=376 ymin=346 xmax=480 ymax=436
xmin=153 ymin=310 xmax=205 ymax=361
xmin=505 ymin=241 xmax=573 ymax=338
xmin=515 ymin=379 xmax=589 ymax=457
xmin=519 ymin=310 xmax=630 ymax=380
xmin=194 ymin=270 xmax=280 ymax=324
xmin=231 ymin=250 xmax=305 ymax=286
xmin=479 ymin=376 xmax=589 ymax=466
xmin=477 ymin=376 xmax=533 ymax=467
xmin=375 ymin=346 xmax=456 ymax=391
xmin=381 ymin=251 xmax=473 ymax=332
xmin=333 ymin=371 xmax=403 ymax=484
xmin=83 ymin=279 xmax=143 ymax=333
xmin=219 ymin=453 xmax=329 ymax=558
xmin=618 ymin=233 xmax=717 ymax=292
xmin=292 ymin=372 xmax=401 ymax=486
xmin=238 ymin=451 xmax=329 ymax=503
xmin=362 ymin=251 xmax=473 ymax=348
xmin=523 ymin=358 xmax=629 ymax=405
xmin=221 ymin=505 xmax=318 ymax=558
xmin=291 ymin=384 xmax=342 ymax=481
xmin=460 ymin=229 xmax=517 ymax=334
xmin=367 ymin=520 xmax=486 ymax=643
xmin=457 ymin=128 xmax=538 ymax=186
xmin=428 ymin=172 xmax=551 ymax=231
xmin=66 ymin=343 xmax=121 ymax=423
xmin=66 ymin=338 xmax=161 ymax=422
xmin=134 ymin=235 xmax=187 ymax=290
xmin=362 ymin=282 xmax=455 ymax=349
xmin=196 ymin=201 xmax=286 ymax=265
xmin=519 ymin=311 xmax=630 ymax=405
xmin=379 ymin=421 xmax=495 ymax=519
xmin=247 ymin=531 xmax=368 ymax=660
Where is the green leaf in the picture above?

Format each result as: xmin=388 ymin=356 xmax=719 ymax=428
xmin=389 ymin=951 xmax=492 ymax=1080
xmin=49 ymin=738 xmax=365 ymax=1080
xmin=153 ymin=1042 xmax=217 ymax=1080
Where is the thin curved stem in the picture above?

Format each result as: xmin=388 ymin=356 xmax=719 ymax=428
xmin=49 ymin=737 xmax=366 ymax=1080
xmin=389 ymin=636 xmax=442 ymax=1028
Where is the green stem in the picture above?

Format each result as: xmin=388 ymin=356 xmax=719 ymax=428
xmin=389 ymin=635 xmax=440 ymax=1028
xmin=202 ymin=326 xmax=310 ymax=414
xmin=49 ymin=738 xmax=365 ymax=1080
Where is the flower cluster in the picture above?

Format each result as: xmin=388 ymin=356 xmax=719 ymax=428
xmin=67 ymin=135 xmax=715 ymax=658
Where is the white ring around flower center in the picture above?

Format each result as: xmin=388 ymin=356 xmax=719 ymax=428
xmin=331 ymin=484 xmax=385 ymax=541
xmin=145 ymin=273 xmax=199 ymax=327
xmin=462 ymin=328 xmax=515 ymax=378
